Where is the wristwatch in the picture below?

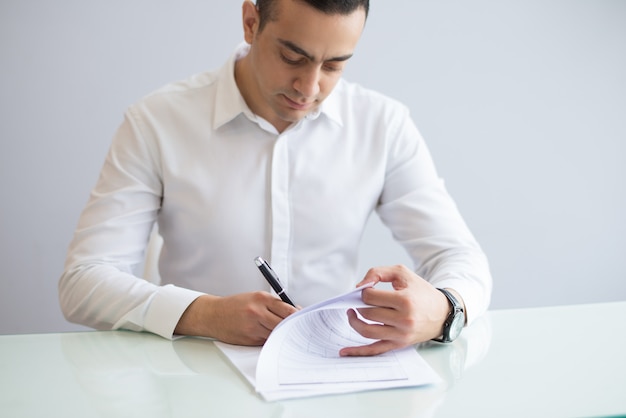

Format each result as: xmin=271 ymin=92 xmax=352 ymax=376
xmin=433 ymin=288 xmax=465 ymax=343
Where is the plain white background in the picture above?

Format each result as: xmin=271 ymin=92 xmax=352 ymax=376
xmin=1 ymin=1 xmax=624 ymax=334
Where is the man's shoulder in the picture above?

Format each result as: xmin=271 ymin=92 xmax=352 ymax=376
xmin=142 ymin=71 xmax=219 ymax=102
xmin=330 ymin=79 xmax=409 ymax=122
xmin=124 ymin=70 xmax=222 ymax=120
xmin=334 ymin=79 xmax=407 ymax=111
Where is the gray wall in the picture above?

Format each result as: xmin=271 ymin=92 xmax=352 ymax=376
xmin=1 ymin=0 xmax=624 ymax=335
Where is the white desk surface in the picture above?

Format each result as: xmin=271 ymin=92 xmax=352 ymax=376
xmin=1 ymin=301 xmax=625 ymax=418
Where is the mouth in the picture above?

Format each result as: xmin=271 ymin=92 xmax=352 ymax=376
xmin=282 ymin=95 xmax=314 ymax=111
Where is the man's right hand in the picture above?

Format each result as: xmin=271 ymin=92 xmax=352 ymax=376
xmin=174 ymin=292 xmax=298 ymax=345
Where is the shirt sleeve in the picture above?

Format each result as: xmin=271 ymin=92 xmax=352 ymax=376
xmin=58 ymin=108 xmax=204 ymax=339
xmin=376 ymin=106 xmax=493 ymax=325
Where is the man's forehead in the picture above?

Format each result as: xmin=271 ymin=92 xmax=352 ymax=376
xmin=263 ymin=1 xmax=365 ymax=61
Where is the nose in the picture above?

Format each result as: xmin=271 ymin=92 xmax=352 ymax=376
xmin=293 ymin=66 xmax=321 ymax=99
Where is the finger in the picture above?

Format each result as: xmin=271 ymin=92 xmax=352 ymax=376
xmin=248 ymin=328 xmax=271 ymax=345
xmin=354 ymin=266 xmax=388 ymax=287
xmin=356 ymin=265 xmax=412 ymax=290
xmin=346 ymin=309 xmax=401 ymax=342
xmin=228 ymin=318 xmax=271 ymax=346
xmin=355 ymin=305 xmax=401 ymax=328
xmin=354 ymin=275 xmax=380 ymax=288
xmin=258 ymin=297 xmax=298 ymax=331
xmin=267 ymin=297 xmax=299 ymax=319
xmin=339 ymin=339 xmax=399 ymax=357
xmin=360 ymin=286 xmax=409 ymax=312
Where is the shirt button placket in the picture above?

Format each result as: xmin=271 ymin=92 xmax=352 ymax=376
xmin=269 ymin=134 xmax=291 ymax=291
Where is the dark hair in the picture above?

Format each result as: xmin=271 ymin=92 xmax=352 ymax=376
xmin=256 ymin=0 xmax=369 ymax=32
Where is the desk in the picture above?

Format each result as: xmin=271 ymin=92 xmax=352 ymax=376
xmin=1 ymin=302 xmax=625 ymax=418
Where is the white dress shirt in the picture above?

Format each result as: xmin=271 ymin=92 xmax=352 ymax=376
xmin=59 ymin=44 xmax=492 ymax=339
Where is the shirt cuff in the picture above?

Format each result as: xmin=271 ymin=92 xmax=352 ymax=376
xmin=429 ymin=278 xmax=491 ymax=326
xmin=143 ymin=284 xmax=205 ymax=339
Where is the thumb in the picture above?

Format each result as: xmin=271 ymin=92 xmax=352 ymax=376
xmin=355 ymin=268 xmax=382 ymax=288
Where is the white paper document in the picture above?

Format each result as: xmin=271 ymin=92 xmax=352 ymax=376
xmin=215 ymin=284 xmax=441 ymax=401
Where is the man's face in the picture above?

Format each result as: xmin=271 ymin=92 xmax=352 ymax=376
xmin=240 ymin=0 xmax=366 ymax=132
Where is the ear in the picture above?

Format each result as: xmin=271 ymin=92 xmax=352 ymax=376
xmin=241 ymin=1 xmax=260 ymax=44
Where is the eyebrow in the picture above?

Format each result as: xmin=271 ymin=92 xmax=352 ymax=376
xmin=277 ymin=39 xmax=354 ymax=63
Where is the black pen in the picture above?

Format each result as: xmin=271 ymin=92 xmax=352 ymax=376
xmin=254 ymin=256 xmax=296 ymax=307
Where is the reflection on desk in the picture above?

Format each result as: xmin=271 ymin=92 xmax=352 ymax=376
xmin=1 ymin=302 xmax=625 ymax=417
xmin=57 ymin=318 xmax=489 ymax=418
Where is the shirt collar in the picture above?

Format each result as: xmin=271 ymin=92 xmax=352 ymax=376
xmin=213 ymin=42 xmax=344 ymax=130
xmin=213 ymin=43 xmax=253 ymax=129
xmin=318 ymin=83 xmax=343 ymax=127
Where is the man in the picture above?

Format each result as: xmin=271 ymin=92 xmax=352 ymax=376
xmin=59 ymin=0 xmax=492 ymax=357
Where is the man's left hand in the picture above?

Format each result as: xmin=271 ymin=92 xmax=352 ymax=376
xmin=339 ymin=264 xmax=452 ymax=357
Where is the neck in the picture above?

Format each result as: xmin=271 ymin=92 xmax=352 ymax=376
xmin=234 ymin=54 xmax=291 ymax=133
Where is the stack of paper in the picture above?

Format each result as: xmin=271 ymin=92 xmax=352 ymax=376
xmin=215 ymin=284 xmax=441 ymax=401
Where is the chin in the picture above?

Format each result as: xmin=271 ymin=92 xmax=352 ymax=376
xmin=275 ymin=110 xmax=306 ymax=124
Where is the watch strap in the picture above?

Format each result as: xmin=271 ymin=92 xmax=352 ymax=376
xmin=433 ymin=288 xmax=464 ymax=343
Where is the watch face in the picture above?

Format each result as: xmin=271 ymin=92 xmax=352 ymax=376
xmin=449 ymin=312 xmax=465 ymax=340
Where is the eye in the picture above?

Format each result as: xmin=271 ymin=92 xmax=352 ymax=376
xmin=322 ymin=61 xmax=344 ymax=73
xmin=280 ymin=52 xmax=303 ymax=65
